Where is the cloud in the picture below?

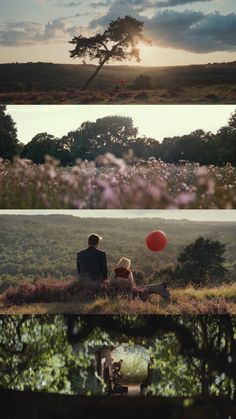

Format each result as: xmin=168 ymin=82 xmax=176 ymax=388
xmin=0 ymin=18 xmax=80 ymax=46
xmin=143 ymin=10 xmax=236 ymax=53
xmin=64 ymin=1 xmax=82 ymax=6
xmin=90 ymin=3 xmax=236 ymax=54
xmin=156 ymin=0 xmax=214 ymax=7
xmin=1 ymin=0 xmax=235 ymax=53
xmin=89 ymin=1 xmax=111 ymax=6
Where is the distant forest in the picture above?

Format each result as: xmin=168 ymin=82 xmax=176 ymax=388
xmin=1 ymin=62 xmax=236 ymax=92
xmin=0 ymin=215 xmax=235 ymax=284
xmin=1 ymin=105 xmax=236 ymax=166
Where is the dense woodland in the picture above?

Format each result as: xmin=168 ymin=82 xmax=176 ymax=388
xmin=0 ymin=105 xmax=236 ymax=166
xmin=0 ymin=215 xmax=235 ymax=287
xmin=0 ymin=315 xmax=235 ymax=402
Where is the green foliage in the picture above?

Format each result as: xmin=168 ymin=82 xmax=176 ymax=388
xmin=147 ymin=334 xmax=201 ymax=396
xmin=0 ymin=316 xmax=78 ymax=393
xmin=176 ymin=237 xmax=227 ymax=286
xmin=0 ymin=316 xmax=235 ymax=398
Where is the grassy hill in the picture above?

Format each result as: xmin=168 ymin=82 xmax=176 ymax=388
xmin=1 ymin=61 xmax=236 ymax=103
xmin=0 ymin=214 xmax=235 ymax=314
xmin=1 ymin=283 xmax=235 ymax=314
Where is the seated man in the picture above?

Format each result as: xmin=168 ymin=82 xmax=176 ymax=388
xmin=77 ymin=233 xmax=108 ymax=282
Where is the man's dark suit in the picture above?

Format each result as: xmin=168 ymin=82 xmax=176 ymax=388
xmin=77 ymin=246 xmax=108 ymax=282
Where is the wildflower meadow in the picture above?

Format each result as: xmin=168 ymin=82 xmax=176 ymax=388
xmin=0 ymin=154 xmax=235 ymax=209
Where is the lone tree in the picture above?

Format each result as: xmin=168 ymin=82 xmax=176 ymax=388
xmin=0 ymin=105 xmax=20 ymax=160
xmin=69 ymin=15 xmax=150 ymax=90
xmin=176 ymin=237 xmax=227 ymax=286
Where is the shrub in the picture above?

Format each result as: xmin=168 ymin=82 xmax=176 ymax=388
xmin=131 ymin=75 xmax=152 ymax=90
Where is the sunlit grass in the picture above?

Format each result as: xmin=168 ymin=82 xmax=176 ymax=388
xmin=0 ymin=282 xmax=235 ymax=314
xmin=0 ymin=84 xmax=236 ymax=104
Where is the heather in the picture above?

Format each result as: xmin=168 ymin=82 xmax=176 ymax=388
xmin=0 ymin=156 xmax=236 ymax=208
xmin=0 ymin=62 xmax=236 ymax=104
xmin=0 ymin=279 xmax=235 ymax=314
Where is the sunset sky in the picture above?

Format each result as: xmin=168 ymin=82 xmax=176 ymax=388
xmin=0 ymin=0 xmax=236 ymax=66
xmin=7 ymin=104 xmax=235 ymax=144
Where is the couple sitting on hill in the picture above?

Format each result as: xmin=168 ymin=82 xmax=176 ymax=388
xmin=77 ymin=233 xmax=134 ymax=286
xmin=77 ymin=233 xmax=170 ymax=300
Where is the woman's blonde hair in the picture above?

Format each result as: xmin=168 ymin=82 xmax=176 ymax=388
xmin=117 ymin=257 xmax=131 ymax=269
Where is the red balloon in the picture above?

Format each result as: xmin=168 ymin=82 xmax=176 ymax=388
xmin=146 ymin=230 xmax=167 ymax=252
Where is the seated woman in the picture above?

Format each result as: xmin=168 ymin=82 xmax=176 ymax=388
xmin=109 ymin=257 xmax=135 ymax=291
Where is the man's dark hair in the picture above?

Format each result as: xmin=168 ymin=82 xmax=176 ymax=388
xmin=88 ymin=233 xmax=101 ymax=246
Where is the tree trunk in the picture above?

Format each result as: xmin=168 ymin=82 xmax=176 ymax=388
xmin=82 ymin=55 xmax=109 ymax=91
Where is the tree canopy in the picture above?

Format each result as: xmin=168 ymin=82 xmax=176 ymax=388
xmin=70 ymin=115 xmax=138 ymax=160
xmin=2 ymin=110 xmax=236 ymax=167
xmin=0 ymin=315 xmax=235 ymax=399
xmin=0 ymin=105 xmax=20 ymax=160
xmin=22 ymin=133 xmax=59 ymax=164
xmin=176 ymin=237 xmax=227 ymax=286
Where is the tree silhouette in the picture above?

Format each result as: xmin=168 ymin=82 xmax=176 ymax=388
xmin=176 ymin=237 xmax=227 ymax=286
xmin=0 ymin=105 xmax=19 ymax=160
xmin=69 ymin=16 xmax=150 ymax=90
xmin=21 ymin=132 xmax=58 ymax=164
xmin=217 ymin=110 xmax=236 ymax=166
xmin=70 ymin=115 xmax=138 ymax=160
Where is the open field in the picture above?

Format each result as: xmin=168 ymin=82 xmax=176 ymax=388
xmin=1 ymin=158 xmax=236 ymax=209
xmin=0 ymin=215 xmax=235 ymax=314
xmin=0 ymin=282 xmax=235 ymax=314
xmin=1 ymin=62 xmax=236 ymax=104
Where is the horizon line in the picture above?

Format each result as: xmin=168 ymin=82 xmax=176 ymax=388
xmin=1 ymin=60 xmax=236 ymax=69
xmin=0 ymin=210 xmax=236 ymax=224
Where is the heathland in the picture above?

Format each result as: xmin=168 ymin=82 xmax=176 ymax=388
xmin=0 ymin=215 xmax=235 ymax=314
xmin=0 ymin=62 xmax=236 ymax=104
